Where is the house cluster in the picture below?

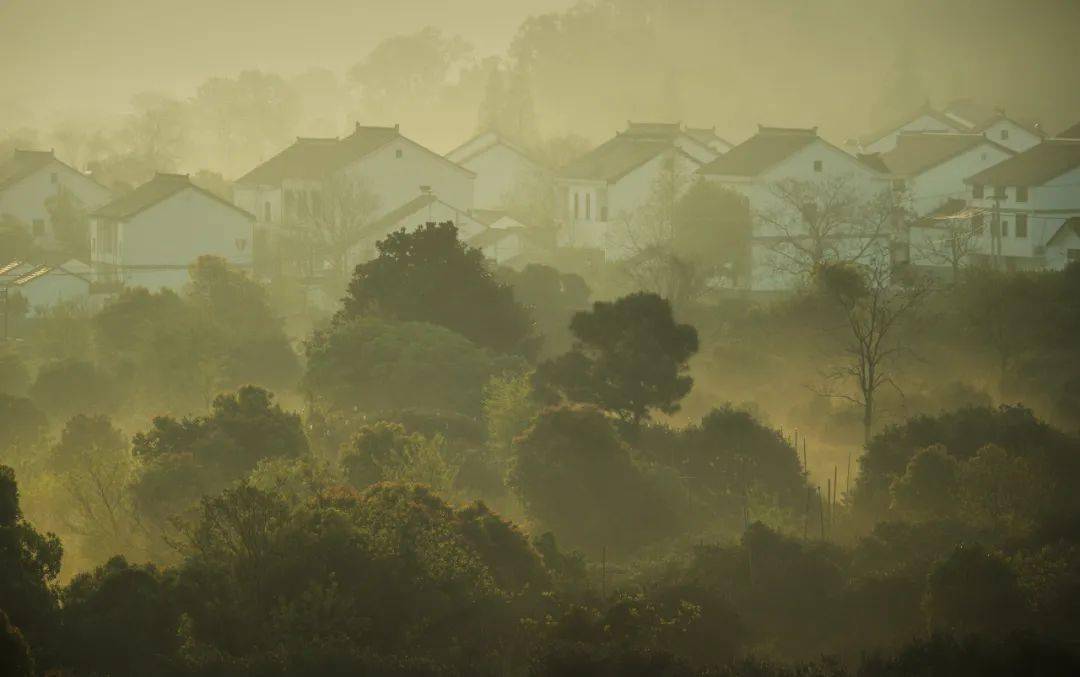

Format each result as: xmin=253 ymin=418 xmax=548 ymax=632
xmin=3 ymin=98 xmax=1080 ymax=313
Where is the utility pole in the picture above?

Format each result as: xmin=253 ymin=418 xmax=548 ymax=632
xmin=1 ymin=286 xmax=8 ymax=341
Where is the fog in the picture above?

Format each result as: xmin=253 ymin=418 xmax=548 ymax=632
xmin=3 ymin=1 xmax=1080 ymax=675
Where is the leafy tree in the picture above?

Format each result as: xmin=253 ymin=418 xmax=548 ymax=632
xmin=483 ymin=369 xmax=539 ymax=464
xmin=341 ymin=422 xmax=460 ymax=496
xmin=534 ymin=293 xmax=698 ymax=425
xmin=44 ymin=188 xmax=89 ymax=257
xmin=923 ymin=544 xmax=1027 ymax=636
xmin=339 ymin=221 xmax=537 ymax=355
xmin=0 ymin=608 xmax=34 ymax=677
xmin=305 ymin=316 xmax=525 ymax=417
xmin=889 ymin=444 xmax=960 ymax=521
xmin=497 ymin=263 xmax=590 ymax=357
xmin=29 ymin=359 xmax=122 ymax=423
xmin=509 ymin=407 xmax=679 ymax=556
xmin=48 ymin=415 xmax=135 ymax=561
xmin=959 ymin=444 xmax=1042 ymax=533
xmin=58 ymin=556 xmax=179 ymax=676
xmin=0 ymin=466 xmax=62 ymax=663
xmin=0 ymin=396 xmax=49 ymax=471
xmin=0 ymin=348 xmax=31 ymax=397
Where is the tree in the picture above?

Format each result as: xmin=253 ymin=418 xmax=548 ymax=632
xmin=923 ymin=544 xmax=1027 ymax=636
xmin=534 ymin=293 xmax=698 ymax=425
xmin=305 ymin=317 xmax=525 ymax=417
xmin=814 ymin=262 xmax=931 ymax=444
xmin=496 ymin=263 xmax=590 ymax=357
xmin=0 ymin=348 xmax=31 ymax=397
xmin=910 ymin=206 xmax=982 ymax=279
xmin=44 ymin=188 xmax=90 ymax=257
xmin=340 ymin=422 xmax=459 ymax=497
xmin=29 ymin=359 xmax=121 ymax=423
xmin=48 ymin=415 xmax=135 ymax=560
xmin=756 ymin=176 xmax=900 ymax=285
xmin=339 ymin=221 xmax=536 ymax=355
xmin=482 ymin=370 xmax=539 ymax=465
xmin=888 ymin=444 xmax=960 ymax=521
xmin=959 ymin=444 xmax=1042 ymax=533
xmin=0 ymin=608 xmax=34 ymax=677
xmin=0 ymin=396 xmax=48 ymax=472
xmin=0 ymin=466 xmax=62 ymax=661
xmin=509 ymin=407 xmax=679 ymax=555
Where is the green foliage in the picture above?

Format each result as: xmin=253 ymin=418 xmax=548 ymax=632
xmin=672 ymin=179 xmax=752 ymax=284
xmin=305 ymin=316 xmax=525 ymax=417
xmin=48 ymin=415 xmax=135 ymax=561
xmin=483 ymin=369 xmax=539 ymax=463
xmin=340 ymin=422 xmax=460 ymax=497
xmin=510 ymin=407 xmax=680 ymax=556
xmin=535 ymin=293 xmax=698 ymax=424
xmin=888 ymin=444 xmax=960 ymax=521
xmin=497 ymin=264 xmax=590 ymax=357
xmin=0 ymin=396 xmax=49 ymax=471
xmin=0 ymin=608 xmax=34 ymax=677
xmin=0 ymin=466 xmax=62 ymax=663
xmin=29 ymin=359 xmax=122 ymax=423
xmin=923 ymin=544 xmax=1027 ymax=636
xmin=959 ymin=444 xmax=1042 ymax=533
xmin=0 ymin=348 xmax=31 ymax=397
xmin=339 ymin=221 xmax=537 ymax=355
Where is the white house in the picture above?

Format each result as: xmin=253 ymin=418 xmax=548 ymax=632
xmin=467 ymin=226 xmax=552 ymax=268
xmin=445 ymin=131 xmax=550 ymax=211
xmin=963 ymin=139 xmax=1080 ymax=270
xmin=1045 ymin=217 xmax=1080 ymax=269
xmin=90 ymin=173 xmax=256 ymax=291
xmin=942 ymin=100 xmax=1044 ymax=153
xmin=1057 ymin=121 xmax=1080 ymax=140
xmin=344 ymin=189 xmax=487 ymax=266
xmin=1 ymin=259 xmax=91 ymax=312
xmin=856 ymin=105 xmax=968 ymax=155
xmin=556 ymin=122 xmax=719 ymax=259
xmin=684 ymin=127 xmax=734 ymax=154
xmin=235 ymin=123 xmax=475 ymax=230
xmin=878 ymin=132 xmax=1014 ymax=216
xmin=0 ymin=150 xmax=112 ymax=245
xmin=699 ymin=126 xmax=892 ymax=291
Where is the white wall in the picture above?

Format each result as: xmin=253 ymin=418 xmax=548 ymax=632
xmin=18 ymin=269 xmax=90 ymax=312
xmin=0 ymin=160 xmax=112 ymax=242
xmin=458 ymin=143 xmax=545 ymax=210
xmin=906 ymin=143 xmax=1013 ymax=216
xmin=345 ymin=137 xmax=475 ymax=219
xmin=864 ymin=114 xmax=962 ymax=154
xmin=346 ymin=199 xmax=486 ymax=267
xmin=93 ymin=188 xmax=253 ymax=291
xmin=981 ymin=119 xmax=1042 ymax=153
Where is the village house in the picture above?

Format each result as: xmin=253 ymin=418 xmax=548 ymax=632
xmin=855 ymin=105 xmax=968 ymax=155
xmin=878 ymin=132 xmax=1015 ymax=216
xmin=235 ymin=123 xmax=475 ymax=231
xmin=0 ymin=149 xmax=112 ymax=246
xmin=699 ymin=126 xmax=892 ymax=291
xmin=963 ymin=138 xmax=1080 ymax=270
xmin=1058 ymin=121 xmax=1080 ymax=139
xmin=0 ymin=259 xmax=91 ymax=312
xmin=90 ymin=173 xmax=255 ymax=291
xmin=684 ymin=126 xmax=734 ymax=154
xmin=556 ymin=122 xmax=720 ymax=259
xmin=941 ymin=99 xmax=1045 ymax=153
xmin=467 ymin=225 xmax=552 ymax=269
xmin=344 ymin=188 xmax=487 ymax=266
xmin=445 ymin=130 xmax=550 ymax=211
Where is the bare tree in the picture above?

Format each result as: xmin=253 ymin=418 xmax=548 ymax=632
xmin=910 ymin=205 xmax=984 ymax=279
xmin=814 ymin=262 xmax=932 ymax=444
xmin=286 ymin=176 xmax=380 ymax=281
xmin=756 ymin=176 xmax=902 ymax=284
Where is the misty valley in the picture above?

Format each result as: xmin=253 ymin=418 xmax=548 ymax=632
xmin=3 ymin=1 xmax=1080 ymax=675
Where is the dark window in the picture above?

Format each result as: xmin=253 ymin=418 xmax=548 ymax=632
xmin=1001 ymin=129 xmax=1010 ymax=140
xmin=395 ymin=149 xmax=403 ymax=159
xmin=972 ymin=213 xmax=984 ymax=234
xmin=1000 ymin=219 xmax=1010 ymax=237
xmin=994 ymin=185 xmax=1006 ymax=199
xmin=32 ymin=219 xmax=44 ymax=236
xmin=573 ymin=193 xmax=579 ymax=219
xmin=263 ymin=202 xmax=272 ymax=221
xmin=1015 ymin=214 xmax=1028 ymax=238
xmin=585 ymin=193 xmax=592 ymax=220
xmin=50 ymin=172 xmax=58 ymax=184
xmin=1016 ymin=186 xmax=1028 ymax=202
xmin=973 ymin=184 xmax=984 ymax=199
xmin=1069 ymin=249 xmax=1080 ymax=263
xmin=813 ymin=160 xmax=823 ymax=172
xmin=892 ymin=179 xmax=906 ymax=191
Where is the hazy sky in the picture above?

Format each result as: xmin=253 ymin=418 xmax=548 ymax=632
xmin=0 ymin=0 xmax=573 ymax=121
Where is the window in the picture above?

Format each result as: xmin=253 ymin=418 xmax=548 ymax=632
xmin=395 ymin=149 xmax=403 ymax=159
xmin=50 ymin=172 xmax=58 ymax=184
xmin=601 ymin=206 xmax=609 ymax=221
xmin=573 ymin=193 xmax=579 ymax=219
xmin=263 ymin=201 xmax=272 ymax=222
xmin=1001 ymin=129 xmax=1010 ymax=140
xmin=1015 ymin=214 xmax=1028 ymax=238
xmin=892 ymin=179 xmax=906 ymax=191
xmin=972 ymin=213 xmax=984 ymax=234
xmin=994 ymin=185 xmax=1006 ymax=199
xmin=32 ymin=219 xmax=44 ymax=236
xmin=1069 ymin=249 xmax=1080 ymax=263
xmin=973 ymin=184 xmax=984 ymax=199
xmin=813 ymin=160 xmax=823 ymax=173
xmin=1016 ymin=186 xmax=1028 ymax=203
xmin=1000 ymin=219 xmax=1010 ymax=237
xmin=585 ymin=193 xmax=592 ymax=221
